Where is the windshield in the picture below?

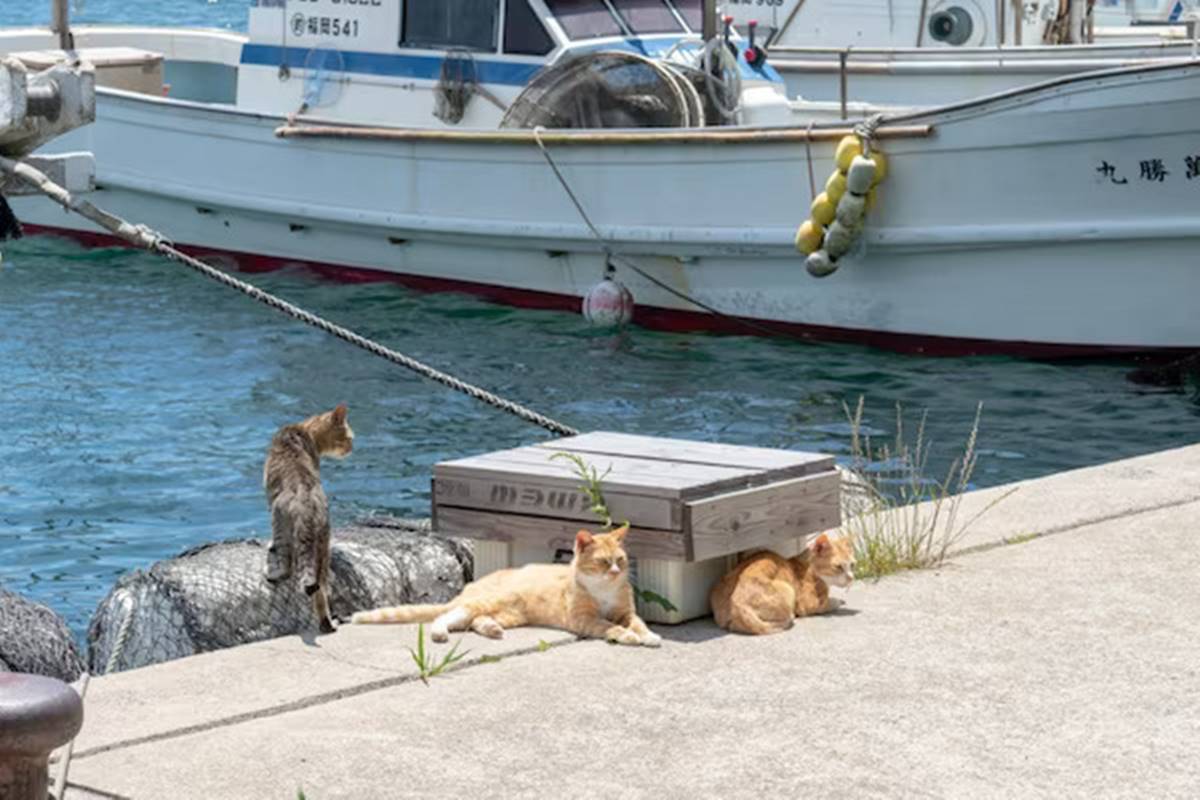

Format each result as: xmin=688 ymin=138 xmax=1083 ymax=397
xmin=545 ymin=0 xmax=693 ymax=39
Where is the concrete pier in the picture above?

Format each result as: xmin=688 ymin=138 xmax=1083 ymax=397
xmin=59 ymin=445 xmax=1200 ymax=799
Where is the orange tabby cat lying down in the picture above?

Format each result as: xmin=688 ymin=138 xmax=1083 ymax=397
xmin=352 ymin=525 xmax=662 ymax=647
xmin=710 ymin=533 xmax=855 ymax=636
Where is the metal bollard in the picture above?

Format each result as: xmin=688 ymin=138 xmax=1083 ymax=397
xmin=0 ymin=674 xmax=83 ymax=800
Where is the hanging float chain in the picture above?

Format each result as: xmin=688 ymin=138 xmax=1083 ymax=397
xmin=531 ymin=127 xmax=810 ymax=340
xmin=0 ymin=155 xmax=580 ymax=437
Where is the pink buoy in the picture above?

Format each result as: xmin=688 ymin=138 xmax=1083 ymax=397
xmin=582 ymin=277 xmax=634 ymax=327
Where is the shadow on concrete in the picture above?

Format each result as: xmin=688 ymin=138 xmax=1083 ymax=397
xmin=654 ymin=619 xmax=727 ymax=644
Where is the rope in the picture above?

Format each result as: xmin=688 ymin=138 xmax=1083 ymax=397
xmin=805 ymin=119 xmax=818 ymax=203
xmin=854 ymin=114 xmax=886 ymax=156
xmin=104 ymin=594 xmax=135 ymax=675
xmin=531 ymin=129 xmax=813 ymax=340
xmin=0 ymin=154 xmax=579 ymax=437
xmin=700 ymin=38 xmax=742 ymax=124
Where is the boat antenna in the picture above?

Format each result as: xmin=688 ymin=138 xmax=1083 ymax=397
xmin=51 ymin=0 xmax=75 ymax=51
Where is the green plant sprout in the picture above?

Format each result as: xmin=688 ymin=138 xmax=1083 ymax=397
xmin=408 ymin=623 xmax=470 ymax=686
xmin=550 ymin=451 xmax=678 ymax=614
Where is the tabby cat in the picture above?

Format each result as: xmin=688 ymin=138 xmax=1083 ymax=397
xmin=263 ymin=403 xmax=354 ymax=634
xmin=710 ymin=533 xmax=854 ymax=636
xmin=352 ymin=525 xmax=661 ymax=647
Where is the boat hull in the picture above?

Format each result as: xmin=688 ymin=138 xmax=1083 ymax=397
xmin=13 ymin=61 xmax=1200 ymax=356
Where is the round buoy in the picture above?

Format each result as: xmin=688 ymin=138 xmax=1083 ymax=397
xmin=795 ymin=219 xmax=824 ymax=255
xmin=805 ymin=250 xmax=838 ymax=278
xmin=582 ymin=277 xmax=634 ymax=327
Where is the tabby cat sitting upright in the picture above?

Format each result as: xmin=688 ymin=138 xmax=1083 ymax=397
xmin=710 ymin=533 xmax=855 ymax=636
xmin=352 ymin=525 xmax=661 ymax=647
xmin=263 ymin=403 xmax=354 ymax=634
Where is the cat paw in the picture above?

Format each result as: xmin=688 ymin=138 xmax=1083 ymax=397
xmin=264 ymin=567 xmax=290 ymax=584
xmin=319 ymin=617 xmax=336 ymax=635
xmin=615 ymin=629 xmax=642 ymax=646
xmin=641 ymin=631 xmax=663 ymax=648
xmin=430 ymin=626 xmax=450 ymax=644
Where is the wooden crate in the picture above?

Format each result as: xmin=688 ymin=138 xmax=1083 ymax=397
xmin=432 ymin=432 xmax=840 ymax=623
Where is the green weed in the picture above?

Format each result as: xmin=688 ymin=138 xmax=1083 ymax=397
xmin=550 ymin=451 xmax=677 ymax=613
xmin=408 ymin=623 xmax=470 ymax=686
xmin=842 ymin=398 xmax=1016 ymax=579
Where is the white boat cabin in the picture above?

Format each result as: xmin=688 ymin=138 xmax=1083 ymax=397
xmin=237 ymin=0 xmax=790 ymax=127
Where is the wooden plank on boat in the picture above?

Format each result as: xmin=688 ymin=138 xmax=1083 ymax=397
xmin=435 ymin=506 xmax=689 ymax=561
xmin=275 ymin=123 xmax=935 ymax=146
xmin=685 ymin=472 xmax=841 ymax=562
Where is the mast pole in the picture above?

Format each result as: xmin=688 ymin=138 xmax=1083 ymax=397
xmin=51 ymin=0 xmax=73 ymax=51
xmin=703 ymin=0 xmax=718 ymax=40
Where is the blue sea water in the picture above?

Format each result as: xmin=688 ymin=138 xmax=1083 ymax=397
xmin=3 ymin=2 xmax=1200 ymax=642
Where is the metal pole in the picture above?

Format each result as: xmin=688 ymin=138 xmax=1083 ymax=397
xmin=51 ymin=0 xmax=72 ymax=50
xmin=838 ymin=50 xmax=848 ymax=120
xmin=703 ymin=0 xmax=717 ymax=40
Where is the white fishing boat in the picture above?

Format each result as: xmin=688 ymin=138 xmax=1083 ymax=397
xmin=749 ymin=0 xmax=1200 ymax=106
xmin=4 ymin=0 xmax=1200 ymax=356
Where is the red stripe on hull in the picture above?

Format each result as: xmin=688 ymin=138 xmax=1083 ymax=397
xmin=21 ymin=224 xmax=1183 ymax=359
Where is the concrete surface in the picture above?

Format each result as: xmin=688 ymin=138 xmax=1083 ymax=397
xmin=60 ymin=445 xmax=1200 ymax=799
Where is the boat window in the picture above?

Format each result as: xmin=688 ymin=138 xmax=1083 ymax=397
xmin=544 ymin=0 xmax=625 ymax=40
xmin=610 ymin=0 xmax=684 ymax=34
xmin=667 ymin=0 xmax=702 ymax=32
xmin=504 ymin=0 xmax=555 ymax=55
xmin=401 ymin=0 xmax=500 ymax=51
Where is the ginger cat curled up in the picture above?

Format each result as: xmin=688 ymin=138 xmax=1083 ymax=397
xmin=710 ymin=533 xmax=855 ymax=636
xmin=352 ymin=525 xmax=661 ymax=647
xmin=263 ymin=403 xmax=354 ymax=634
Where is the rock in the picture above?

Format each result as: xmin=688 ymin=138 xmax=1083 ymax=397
xmin=87 ymin=518 xmax=472 ymax=675
xmin=0 ymin=587 xmax=86 ymax=682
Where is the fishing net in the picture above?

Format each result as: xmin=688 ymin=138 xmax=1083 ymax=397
xmin=87 ymin=517 xmax=473 ymax=674
xmin=0 ymin=587 xmax=85 ymax=682
xmin=501 ymin=51 xmax=705 ymax=129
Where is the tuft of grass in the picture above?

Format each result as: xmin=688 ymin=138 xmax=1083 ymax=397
xmin=536 ymin=639 xmax=551 ymax=653
xmin=297 ymin=791 xmax=308 ymax=800
xmin=550 ymin=451 xmax=677 ymax=613
xmin=408 ymin=623 xmax=470 ymax=686
xmin=842 ymin=398 xmax=1016 ymax=579
xmin=478 ymin=654 xmax=502 ymax=664
xmin=1004 ymin=532 xmax=1039 ymax=546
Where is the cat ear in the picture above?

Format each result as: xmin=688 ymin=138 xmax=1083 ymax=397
xmin=332 ymin=404 xmax=347 ymax=423
xmin=574 ymin=530 xmax=594 ymax=552
xmin=810 ymin=533 xmax=831 ymax=555
xmin=609 ymin=524 xmax=630 ymax=542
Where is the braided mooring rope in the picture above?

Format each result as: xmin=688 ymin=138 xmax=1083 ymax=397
xmin=0 ymin=155 xmax=580 ymax=437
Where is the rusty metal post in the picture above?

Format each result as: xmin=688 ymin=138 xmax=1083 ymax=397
xmin=0 ymin=674 xmax=83 ymax=800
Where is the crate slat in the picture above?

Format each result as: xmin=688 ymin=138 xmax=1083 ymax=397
xmin=438 ymin=447 xmax=763 ymax=498
xmin=436 ymin=505 xmax=689 ymax=561
xmin=537 ymin=432 xmax=834 ymax=476
xmin=433 ymin=476 xmax=680 ymax=530
xmin=685 ymin=471 xmax=841 ymax=562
